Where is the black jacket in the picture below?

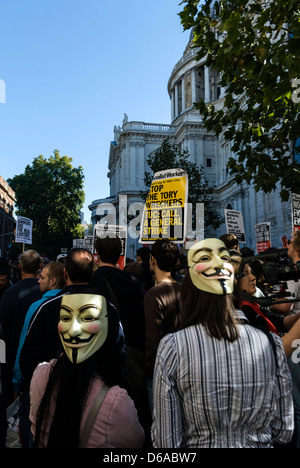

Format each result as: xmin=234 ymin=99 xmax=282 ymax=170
xmin=0 ymin=323 xmax=7 ymax=447
xmin=0 ymin=278 xmax=42 ymax=400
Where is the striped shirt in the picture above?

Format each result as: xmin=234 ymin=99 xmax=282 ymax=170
xmin=151 ymin=310 xmax=294 ymax=448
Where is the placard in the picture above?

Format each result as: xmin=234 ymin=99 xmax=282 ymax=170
xmin=139 ymin=168 xmax=188 ymax=244
xmin=255 ymin=222 xmax=271 ymax=253
xmin=224 ymin=209 xmax=246 ymax=243
xmin=291 ymin=193 xmax=300 ymax=232
xmin=15 ymin=216 xmax=33 ymax=245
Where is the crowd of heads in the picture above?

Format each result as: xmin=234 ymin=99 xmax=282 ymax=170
xmin=1 ymin=229 xmax=299 ymax=449
xmin=1 ymin=231 xmax=298 ymax=368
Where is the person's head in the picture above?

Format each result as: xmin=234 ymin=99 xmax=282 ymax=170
xmin=248 ymin=259 xmax=264 ymax=283
xmin=0 ymin=259 xmax=10 ymax=291
xmin=235 ymin=262 xmax=257 ymax=297
xmin=220 ymin=233 xmax=239 ymax=251
xmin=188 ymin=238 xmax=234 ymax=296
xmin=94 ymin=236 xmax=122 ymax=265
xmin=123 ymin=261 xmax=143 ymax=280
xmin=150 ymin=240 xmax=179 ymax=273
xmin=57 ymin=288 xmax=124 ymax=373
xmin=240 ymin=246 xmax=254 ymax=258
xmin=136 ymin=246 xmax=151 ymax=264
xmin=64 ymin=248 xmax=93 ymax=284
xmin=58 ymin=293 xmax=109 ymax=365
xmin=288 ymin=230 xmax=300 ymax=263
xmin=229 ymin=249 xmax=242 ymax=276
xmin=180 ymin=238 xmax=239 ymax=342
xmin=19 ymin=249 xmax=42 ymax=277
xmin=56 ymin=253 xmax=67 ymax=264
xmin=38 ymin=261 xmax=65 ymax=293
xmin=34 ymin=288 xmax=125 ymax=448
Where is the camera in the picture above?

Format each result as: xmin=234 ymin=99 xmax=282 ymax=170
xmin=239 ymin=249 xmax=300 ymax=307
xmin=242 ymin=249 xmax=300 ymax=284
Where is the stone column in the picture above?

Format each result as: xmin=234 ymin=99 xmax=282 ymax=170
xmin=181 ymin=77 xmax=185 ymax=112
xmin=130 ymin=141 xmax=137 ymax=188
xmin=138 ymin=141 xmax=146 ymax=190
xmin=192 ymin=68 xmax=196 ymax=104
xmin=116 ymin=160 xmax=120 ymax=195
xmin=204 ymin=66 xmax=210 ymax=102
xmin=175 ymin=83 xmax=179 ymax=119
xmin=171 ymin=89 xmax=175 ymax=122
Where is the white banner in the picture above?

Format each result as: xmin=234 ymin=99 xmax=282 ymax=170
xmin=15 ymin=216 xmax=33 ymax=245
xmin=224 ymin=209 xmax=246 ymax=243
xmin=291 ymin=193 xmax=300 ymax=232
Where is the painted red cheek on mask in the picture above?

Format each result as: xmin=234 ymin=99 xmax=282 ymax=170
xmin=195 ymin=264 xmax=206 ymax=272
xmin=58 ymin=323 xmax=64 ymax=333
xmin=85 ymin=323 xmax=100 ymax=334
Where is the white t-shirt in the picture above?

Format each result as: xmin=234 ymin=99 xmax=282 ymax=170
xmin=286 ymin=279 xmax=300 ymax=315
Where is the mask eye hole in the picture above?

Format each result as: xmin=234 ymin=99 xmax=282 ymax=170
xmin=192 ymin=253 xmax=212 ymax=263
xmin=60 ymin=316 xmax=71 ymax=322
xmin=198 ymin=255 xmax=211 ymax=262
xmin=220 ymin=254 xmax=230 ymax=261
xmin=81 ymin=315 xmax=95 ymax=322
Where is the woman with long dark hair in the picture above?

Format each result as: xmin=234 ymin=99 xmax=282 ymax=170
xmin=151 ymin=239 xmax=294 ymax=448
xmin=29 ymin=289 xmax=144 ymax=448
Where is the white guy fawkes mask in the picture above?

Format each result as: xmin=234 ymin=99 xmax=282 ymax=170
xmin=188 ymin=239 xmax=234 ymax=295
xmin=58 ymin=294 xmax=108 ymax=364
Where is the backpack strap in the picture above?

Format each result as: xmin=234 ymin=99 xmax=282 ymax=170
xmin=79 ymin=384 xmax=110 ymax=448
xmin=241 ymin=304 xmax=279 ymax=368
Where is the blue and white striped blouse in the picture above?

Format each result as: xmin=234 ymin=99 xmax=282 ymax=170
xmin=151 ymin=310 xmax=294 ymax=448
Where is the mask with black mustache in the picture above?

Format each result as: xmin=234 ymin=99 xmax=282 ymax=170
xmin=188 ymin=239 xmax=234 ymax=295
xmin=58 ymin=293 xmax=108 ymax=364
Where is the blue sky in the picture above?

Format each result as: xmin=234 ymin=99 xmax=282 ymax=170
xmin=0 ymin=0 xmax=190 ymax=221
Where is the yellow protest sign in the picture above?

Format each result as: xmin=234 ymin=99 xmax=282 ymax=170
xmin=140 ymin=169 xmax=188 ymax=243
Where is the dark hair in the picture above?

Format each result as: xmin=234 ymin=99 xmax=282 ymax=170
xmin=34 ymin=295 xmax=125 ymax=448
xmin=94 ymin=236 xmax=122 ymax=265
xmin=0 ymin=257 xmax=10 ymax=278
xmin=64 ymin=248 xmax=93 ymax=283
xmin=240 ymin=246 xmax=254 ymax=257
xmin=179 ymin=274 xmax=239 ymax=342
xmin=44 ymin=261 xmax=65 ymax=289
xmin=136 ymin=246 xmax=151 ymax=263
xmin=123 ymin=261 xmax=143 ymax=280
xmin=19 ymin=249 xmax=41 ymax=274
xmin=151 ymin=240 xmax=179 ymax=272
xmin=220 ymin=233 xmax=239 ymax=250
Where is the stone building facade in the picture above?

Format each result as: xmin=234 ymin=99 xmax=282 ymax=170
xmin=89 ymin=36 xmax=292 ymax=258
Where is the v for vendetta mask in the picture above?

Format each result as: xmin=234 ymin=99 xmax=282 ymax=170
xmin=188 ymin=238 xmax=234 ymax=295
xmin=58 ymin=293 xmax=108 ymax=364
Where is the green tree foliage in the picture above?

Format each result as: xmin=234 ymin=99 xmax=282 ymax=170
xmin=141 ymin=138 xmax=223 ymax=231
xmin=179 ymin=0 xmax=300 ymax=200
xmin=8 ymin=150 xmax=85 ymax=257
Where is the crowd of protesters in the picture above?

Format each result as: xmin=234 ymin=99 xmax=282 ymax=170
xmin=0 ymin=230 xmax=300 ymax=448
